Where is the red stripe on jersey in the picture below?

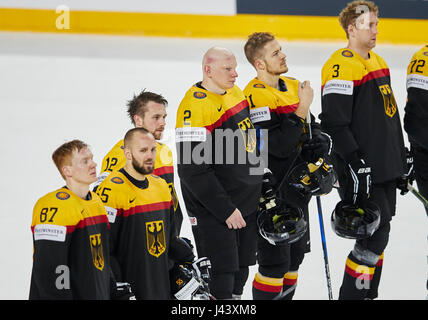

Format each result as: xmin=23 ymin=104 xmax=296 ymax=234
xmin=252 ymin=279 xmax=283 ymax=293
xmin=205 ymin=100 xmax=249 ymax=133
xmin=153 ymin=166 xmax=174 ymax=177
xmin=354 ymin=68 xmax=390 ymax=87
xmin=344 ymin=265 xmax=374 ymax=281
xmin=119 ymin=200 xmax=172 ymax=217
xmin=31 ymin=214 xmax=110 ymax=235
xmin=67 ymin=214 xmax=109 ymax=234
xmin=283 ymin=277 xmax=297 ymax=286
xmin=275 ymin=103 xmax=299 ymax=114
xmin=321 ymin=68 xmax=390 ymax=91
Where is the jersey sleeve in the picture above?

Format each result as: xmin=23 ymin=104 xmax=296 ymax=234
xmin=30 ymin=196 xmax=74 ymax=299
xmin=404 ymin=47 xmax=428 ymax=148
xmin=175 ymin=94 xmax=237 ymax=222
xmin=320 ymin=57 xmax=360 ymax=162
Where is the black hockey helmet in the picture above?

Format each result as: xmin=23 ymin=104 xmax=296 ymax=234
xmin=331 ymin=200 xmax=381 ymax=240
xmin=257 ymin=201 xmax=307 ymax=246
xmin=288 ymin=158 xmax=337 ymax=196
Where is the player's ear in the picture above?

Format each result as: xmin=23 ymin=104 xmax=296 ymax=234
xmin=347 ymin=23 xmax=355 ymax=39
xmin=204 ymin=64 xmax=211 ymax=77
xmin=123 ymin=147 xmax=132 ymax=161
xmin=254 ymin=58 xmax=265 ymax=71
xmin=134 ymin=114 xmax=143 ymax=127
xmin=62 ymin=165 xmax=72 ymax=179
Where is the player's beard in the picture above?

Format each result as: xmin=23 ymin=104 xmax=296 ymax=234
xmin=131 ymin=157 xmax=154 ymax=175
xmin=265 ymin=60 xmax=288 ymax=76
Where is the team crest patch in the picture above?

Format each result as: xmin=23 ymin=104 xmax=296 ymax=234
xmin=146 ymin=220 xmax=166 ymax=258
xmin=237 ymin=117 xmax=257 ymax=153
xmin=193 ymin=91 xmax=207 ymax=99
xmin=342 ymin=50 xmax=354 ymax=58
xmin=111 ymin=176 xmax=124 ymax=184
xmin=378 ymin=84 xmax=397 ymax=118
xmin=56 ymin=191 xmax=70 ymax=200
xmin=253 ymin=83 xmax=266 ymax=88
xmin=89 ymin=233 xmax=104 ymax=271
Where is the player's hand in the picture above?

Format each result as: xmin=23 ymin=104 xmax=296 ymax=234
xmin=295 ymin=81 xmax=314 ymax=119
xmin=346 ymin=158 xmax=371 ymax=205
xmin=112 ymin=282 xmax=136 ymax=300
xmin=225 ymin=208 xmax=246 ymax=229
xmin=397 ymin=147 xmax=415 ymax=195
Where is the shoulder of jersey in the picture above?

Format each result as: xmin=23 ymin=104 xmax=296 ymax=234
xmin=416 ymin=45 xmax=428 ymax=60
xmin=280 ymin=75 xmax=300 ymax=88
xmin=33 ymin=188 xmax=81 ymax=226
xmin=244 ymin=78 xmax=265 ymax=91
xmin=98 ymin=171 xmax=128 ymax=189
xmin=323 ymin=48 xmax=363 ymax=79
xmin=187 ymin=85 xmax=210 ymax=102
xmin=106 ymin=139 xmax=124 ymax=155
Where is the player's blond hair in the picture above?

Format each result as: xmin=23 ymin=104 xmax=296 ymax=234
xmin=52 ymin=139 xmax=88 ymax=180
xmin=339 ymin=0 xmax=379 ymax=38
xmin=244 ymin=32 xmax=276 ymax=67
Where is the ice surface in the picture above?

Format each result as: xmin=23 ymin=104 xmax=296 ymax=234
xmin=0 ymin=32 xmax=425 ymax=299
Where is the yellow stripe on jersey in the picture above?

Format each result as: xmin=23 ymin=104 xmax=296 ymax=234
xmin=96 ymin=171 xmax=172 ymax=223
xmin=32 ymin=188 xmax=108 ymax=238
xmin=407 ymin=45 xmax=428 ymax=91
xmin=244 ymin=76 xmax=300 ymax=121
xmin=322 ymin=48 xmax=391 ymax=94
xmin=175 ymin=85 xmax=248 ymax=131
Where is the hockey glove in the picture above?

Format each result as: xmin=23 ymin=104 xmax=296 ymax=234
xmin=169 ymin=237 xmax=196 ymax=264
xmin=301 ymin=131 xmax=332 ymax=164
xmin=346 ymin=158 xmax=372 ymax=205
xmin=191 ymin=257 xmax=212 ymax=284
xmin=397 ymin=147 xmax=415 ymax=195
xmin=111 ymin=282 xmax=136 ymax=300
xmin=259 ymin=168 xmax=276 ymax=211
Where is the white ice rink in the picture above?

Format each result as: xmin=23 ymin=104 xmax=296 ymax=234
xmin=0 ymin=31 xmax=425 ymax=300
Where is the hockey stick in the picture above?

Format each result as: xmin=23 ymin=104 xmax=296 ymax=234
xmin=307 ymin=107 xmax=334 ymax=300
xmin=407 ymin=182 xmax=428 ymax=215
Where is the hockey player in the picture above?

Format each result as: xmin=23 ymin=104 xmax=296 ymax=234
xmin=243 ymin=32 xmax=331 ymax=299
xmin=175 ymin=47 xmax=262 ymax=299
xmin=320 ymin=1 xmax=408 ymax=299
xmin=403 ymin=45 xmax=428 ymax=216
xmin=94 ymin=90 xmax=183 ymax=233
xmin=30 ymin=140 xmax=111 ymax=299
xmin=96 ymin=128 xmax=204 ymax=299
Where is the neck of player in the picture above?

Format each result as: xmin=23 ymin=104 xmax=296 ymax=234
xmin=124 ymin=163 xmax=148 ymax=182
xmin=66 ymin=180 xmax=90 ymax=200
xmin=347 ymin=41 xmax=371 ymax=60
xmin=257 ymin=72 xmax=280 ymax=90
xmin=201 ymin=79 xmax=227 ymax=95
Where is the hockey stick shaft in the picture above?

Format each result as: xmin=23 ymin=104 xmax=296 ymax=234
xmin=316 ymin=196 xmax=334 ymax=300
xmin=307 ymin=107 xmax=333 ymax=300
xmin=407 ymin=182 xmax=428 ymax=214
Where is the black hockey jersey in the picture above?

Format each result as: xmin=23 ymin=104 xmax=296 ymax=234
xmin=320 ymin=48 xmax=405 ymax=184
xmin=404 ymin=45 xmax=428 ymax=149
xmin=96 ymin=168 xmax=176 ymax=300
xmin=175 ymin=83 xmax=262 ymax=224
xmin=243 ymin=76 xmax=308 ymax=184
xmin=30 ymin=188 xmax=110 ymax=299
